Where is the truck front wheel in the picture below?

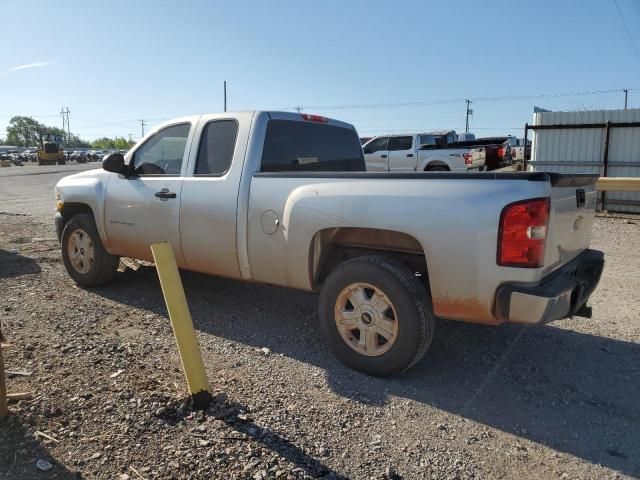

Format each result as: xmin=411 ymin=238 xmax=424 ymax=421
xmin=61 ymin=214 xmax=120 ymax=286
xmin=319 ymin=256 xmax=435 ymax=376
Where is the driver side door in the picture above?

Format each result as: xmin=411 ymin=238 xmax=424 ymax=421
xmin=363 ymin=136 xmax=389 ymax=171
xmin=104 ymin=122 xmax=194 ymax=265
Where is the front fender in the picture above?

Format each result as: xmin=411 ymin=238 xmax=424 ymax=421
xmin=55 ymin=169 xmax=112 ymax=250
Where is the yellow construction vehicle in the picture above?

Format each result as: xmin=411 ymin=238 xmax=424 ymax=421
xmin=37 ymin=134 xmax=65 ymax=166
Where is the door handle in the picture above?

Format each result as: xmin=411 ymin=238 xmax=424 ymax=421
xmin=155 ymin=189 xmax=177 ymax=199
xmin=381 ymin=154 xmax=388 ymax=158
xmin=407 ymin=153 xmax=414 ymax=157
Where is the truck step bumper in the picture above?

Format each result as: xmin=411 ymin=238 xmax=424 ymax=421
xmin=495 ymin=249 xmax=604 ymax=325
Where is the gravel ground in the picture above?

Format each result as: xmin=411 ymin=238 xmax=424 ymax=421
xmin=0 ymin=165 xmax=639 ymax=479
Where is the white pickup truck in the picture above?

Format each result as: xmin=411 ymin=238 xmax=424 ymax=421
xmin=363 ymin=131 xmax=485 ymax=172
xmin=54 ymin=111 xmax=604 ymax=376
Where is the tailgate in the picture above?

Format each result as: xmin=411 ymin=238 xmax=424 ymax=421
xmin=544 ymin=174 xmax=599 ymax=272
xmin=471 ymin=147 xmax=485 ymax=168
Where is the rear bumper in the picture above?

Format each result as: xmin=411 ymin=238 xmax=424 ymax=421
xmin=495 ymin=249 xmax=604 ymax=325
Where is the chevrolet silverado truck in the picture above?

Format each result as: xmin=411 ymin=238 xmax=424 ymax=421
xmin=54 ymin=111 xmax=604 ymax=376
xmin=363 ymin=131 xmax=485 ymax=172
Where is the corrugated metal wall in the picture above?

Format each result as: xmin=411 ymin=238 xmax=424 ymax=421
xmin=529 ymin=108 xmax=640 ymax=213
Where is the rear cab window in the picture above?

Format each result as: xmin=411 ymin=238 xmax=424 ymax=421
xmin=195 ymin=120 xmax=238 ymax=175
xmin=260 ymin=120 xmax=365 ymax=172
xmin=387 ymin=136 xmax=413 ymax=151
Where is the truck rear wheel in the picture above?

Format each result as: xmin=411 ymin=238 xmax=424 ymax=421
xmin=319 ymin=256 xmax=435 ymax=376
xmin=61 ymin=214 xmax=119 ymax=286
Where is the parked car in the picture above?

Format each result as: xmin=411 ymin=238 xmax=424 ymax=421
xmin=455 ymin=136 xmax=514 ymax=171
xmin=54 ymin=111 xmax=604 ymax=376
xmin=71 ymin=151 xmax=87 ymax=163
xmin=22 ymin=149 xmax=36 ymax=162
xmin=363 ymin=131 xmax=485 ymax=172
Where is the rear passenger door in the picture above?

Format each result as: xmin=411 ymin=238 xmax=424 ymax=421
xmin=179 ymin=116 xmax=246 ymax=279
xmin=387 ymin=136 xmax=415 ymax=171
xmin=363 ymin=136 xmax=389 ymax=171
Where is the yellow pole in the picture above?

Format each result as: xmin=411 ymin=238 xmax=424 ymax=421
xmin=0 ymin=344 xmax=8 ymax=418
xmin=151 ymin=242 xmax=212 ymax=409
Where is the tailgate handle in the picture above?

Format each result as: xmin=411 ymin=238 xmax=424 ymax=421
xmin=576 ymin=189 xmax=586 ymax=208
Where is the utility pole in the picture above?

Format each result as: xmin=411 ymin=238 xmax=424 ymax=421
xmin=623 ymin=89 xmax=628 ymax=109
xmin=138 ymin=119 xmax=146 ymax=137
xmin=224 ymin=81 xmax=227 ymax=112
xmin=128 ymin=133 xmax=133 ymax=142
xmin=465 ymin=99 xmax=473 ymax=133
xmin=60 ymin=107 xmax=71 ymax=143
xmin=295 ymin=106 xmax=302 ymax=113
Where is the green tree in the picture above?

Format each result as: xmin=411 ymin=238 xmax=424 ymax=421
xmin=91 ymin=137 xmax=116 ymax=149
xmin=65 ymin=135 xmax=90 ymax=148
xmin=5 ymin=116 xmax=47 ymax=147
xmin=90 ymin=136 xmax=134 ymax=149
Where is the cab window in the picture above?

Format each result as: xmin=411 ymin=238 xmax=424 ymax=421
xmin=363 ymin=137 xmax=389 ymax=154
xmin=195 ymin=120 xmax=238 ymax=175
xmin=131 ymin=123 xmax=190 ymax=175
xmin=388 ymin=136 xmax=413 ymax=151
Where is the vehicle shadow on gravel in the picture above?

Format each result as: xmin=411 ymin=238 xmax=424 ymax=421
xmin=0 ymin=249 xmax=41 ymax=279
xmin=0 ymin=416 xmax=81 ymax=479
xmin=93 ymin=268 xmax=640 ymax=477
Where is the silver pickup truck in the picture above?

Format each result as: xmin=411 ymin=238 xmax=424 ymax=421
xmin=363 ymin=131 xmax=486 ymax=172
xmin=54 ymin=111 xmax=604 ymax=376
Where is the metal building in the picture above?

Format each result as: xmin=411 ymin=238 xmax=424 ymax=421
xmin=527 ymin=108 xmax=640 ymax=213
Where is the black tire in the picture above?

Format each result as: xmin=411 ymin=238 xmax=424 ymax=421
xmin=426 ymin=165 xmax=449 ymax=172
xmin=61 ymin=213 xmax=119 ymax=286
xmin=319 ymin=256 xmax=435 ymax=376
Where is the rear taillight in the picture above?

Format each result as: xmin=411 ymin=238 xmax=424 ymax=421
xmin=463 ymin=152 xmax=473 ymax=165
xmin=498 ymin=198 xmax=550 ymax=267
xmin=497 ymin=146 xmax=505 ymax=158
xmin=301 ymin=114 xmax=328 ymax=123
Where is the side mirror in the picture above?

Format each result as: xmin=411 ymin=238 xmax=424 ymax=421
xmin=102 ymin=153 xmax=127 ymax=175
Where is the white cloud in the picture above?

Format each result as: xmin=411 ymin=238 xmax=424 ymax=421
xmin=0 ymin=61 xmax=53 ymax=76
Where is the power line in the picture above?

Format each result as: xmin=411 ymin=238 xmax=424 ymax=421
xmin=60 ymin=107 xmax=71 ymax=143
xmin=283 ymin=88 xmax=639 ymax=111
xmin=138 ymin=119 xmax=146 ymax=137
xmin=357 ymin=126 xmax=523 ymax=133
xmin=613 ymin=0 xmax=640 ymax=65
